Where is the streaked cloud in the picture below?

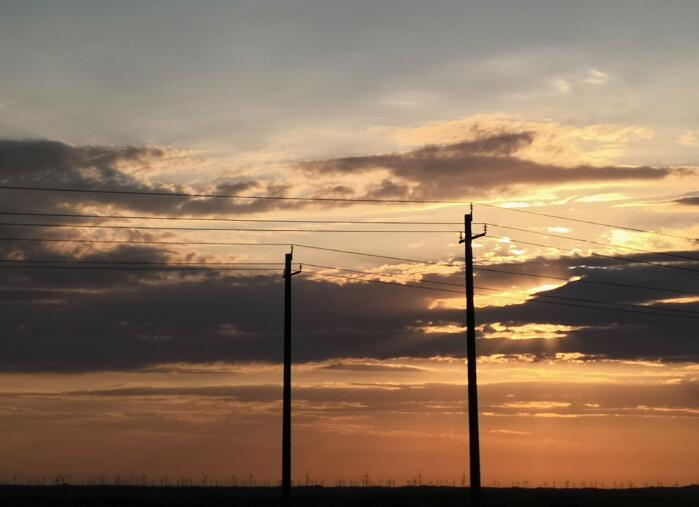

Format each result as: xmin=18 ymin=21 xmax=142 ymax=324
xmin=583 ymin=69 xmax=608 ymax=86
xmin=299 ymin=131 xmax=679 ymax=201
xmin=678 ymin=131 xmax=699 ymax=146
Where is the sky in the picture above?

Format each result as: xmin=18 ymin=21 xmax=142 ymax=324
xmin=0 ymin=0 xmax=698 ymax=486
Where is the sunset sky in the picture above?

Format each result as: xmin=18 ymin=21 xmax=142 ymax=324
xmin=0 ymin=1 xmax=697 ymax=486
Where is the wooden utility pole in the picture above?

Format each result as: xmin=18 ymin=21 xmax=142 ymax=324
xmin=460 ymin=208 xmax=486 ymax=507
xmin=282 ymin=250 xmax=301 ymax=506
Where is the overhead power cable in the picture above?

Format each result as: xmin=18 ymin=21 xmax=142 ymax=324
xmin=0 ymin=236 xmax=691 ymax=295
xmin=0 ymin=184 xmax=459 ymax=204
xmin=491 ymin=235 xmax=699 ymax=273
xmin=303 ymin=269 xmax=464 ymax=295
xmin=486 ymin=223 xmax=699 ymax=261
xmin=0 ymin=185 xmax=694 ymax=241
xmin=303 ymin=263 xmax=699 ymax=317
xmin=303 ymin=270 xmax=699 ymax=320
xmin=2 ymin=221 xmax=694 ymax=271
xmin=0 ymin=236 xmax=290 ymax=247
xmin=294 ymin=243 xmax=460 ymax=266
xmin=475 ymin=266 xmax=696 ymax=296
xmin=303 ymin=263 xmax=464 ymax=289
xmin=0 ymin=221 xmax=459 ymax=234
xmin=0 ymin=258 xmax=284 ymax=266
xmin=0 ymin=210 xmax=468 ymax=226
xmin=293 ymin=244 xmax=695 ymax=295
xmin=477 ymin=203 xmax=697 ymax=242
xmin=0 ymin=265 xmax=282 ymax=272
xmin=0 ymin=258 xmax=692 ymax=317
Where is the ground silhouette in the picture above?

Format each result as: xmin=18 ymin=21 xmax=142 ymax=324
xmin=0 ymin=485 xmax=697 ymax=506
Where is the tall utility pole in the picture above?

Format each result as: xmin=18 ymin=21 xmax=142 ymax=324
xmin=460 ymin=208 xmax=486 ymax=507
xmin=282 ymin=250 xmax=301 ymax=507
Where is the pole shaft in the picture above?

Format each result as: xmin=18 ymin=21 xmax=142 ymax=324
xmin=282 ymin=252 xmax=292 ymax=506
xmin=464 ymin=214 xmax=481 ymax=506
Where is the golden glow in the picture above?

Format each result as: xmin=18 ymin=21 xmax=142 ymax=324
xmin=643 ymin=296 xmax=699 ymax=305
xmin=0 ymin=357 xmax=696 ymax=484
xmin=497 ymin=401 xmax=572 ymax=409
xmin=547 ymin=226 xmax=572 ymax=233
xmin=479 ymin=322 xmax=584 ymax=340
xmin=392 ymin=114 xmax=655 ymax=166
xmin=576 ymin=193 xmax=626 ymax=203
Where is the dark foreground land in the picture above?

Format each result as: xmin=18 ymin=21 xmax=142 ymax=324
xmin=0 ymin=486 xmax=697 ymax=507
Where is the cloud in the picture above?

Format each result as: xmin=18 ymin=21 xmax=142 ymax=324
xmin=678 ymin=131 xmax=699 ymax=146
xmin=298 ymin=132 xmax=680 ymax=200
xmin=1 ymin=139 xmax=697 ymax=373
xmin=583 ymin=69 xmax=608 ymax=86
xmin=14 ymin=379 xmax=699 ymax=419
xmin=674 ymin=196 xmax=699 ymax=206
xmin=0 ymin=139 xmax=303 ymax=216
xmin=553 ymin=79 xmax=570 ymax=95
xmin=318 ymin=361 xmax=425 ymax=373
xmin=0 ymin=246 xmax=697 ymax=372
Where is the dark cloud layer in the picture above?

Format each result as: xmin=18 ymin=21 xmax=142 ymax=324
xmin=0 ymin=249 xmax=697 ymax=372
xmin=59 ymin=381 xmax=699 ymax=413
xmin=675 ymin=196 xmax=699 ymax=206
xmin=299 ymin=132 xmax=683 ymax=200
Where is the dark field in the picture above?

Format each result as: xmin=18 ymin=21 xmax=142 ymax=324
xmin=0 ymin=486 xmax=697 ymax=507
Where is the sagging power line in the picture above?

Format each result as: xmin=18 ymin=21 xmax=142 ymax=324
xmin=0 ymin=184 xmax=695 ymax=241
xmin=0 ymin=210 xmax=470 ymax=226
xmin=0 ymin=233 xmax=693 ymax=295
xmin=0 ymin=265 xmax=282 ymax=272
xmin=294 ymin=244 xmax=695 ymax=295
xmin=486 ymin=223 xmax=699 ymax=261
xmin=303 ymin=269 xmax=699 ymax=320
xmin=491 ymin=236 xmax=699 ymax=273
xmin=2 ymin=211 xmax=696 ymax=264
xmin=302 ymin=264 xmax=699 ymax=317
xmin=0 ymin=221 xmax=461 ymax=234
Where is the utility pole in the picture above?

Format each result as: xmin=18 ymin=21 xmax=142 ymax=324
xmin=282 ymin=249 xmax=301 ymax=507
xmin=459 ymin=207 xmax=486 ymax=507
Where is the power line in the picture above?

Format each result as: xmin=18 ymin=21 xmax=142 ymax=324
xmin=491 ymin=236 xmax=699 ymax=273
xmin=475 ymin=266 xmax=696 ymax=296
xmin=0 ymin=221 xmax=460 ymax=234
xmin=294 ymin=243 xmax=461 ymax=266
xmin=474 ymin=288 xmax=699 ymax=320
xmin=0 ymin=258 xmax=285 ymax=266
xmin=302 ymin=269 xmax=464 ymax=295
xmin=7 ymin=210 xmax=691 ymax=261
xmin=294 ymin=244 xmax=695 ymax=295
xmin=303 ymin=270 xmax=699 ymax=320
xmin=0 ymin=236 xmax=693 ymax=295
xmin=480 ymin=285 xmax=699 ymax=317
xmin=15 ymin=257 xmax=689 ymax=316
xmin=0 ymin=265 xmax=282 ymax=272
xmin=0 ymin=258 xmax=693 ymax=317
xmin=477 ymin=203 xmax=697 ymax=242
xmin=486 ymin=223 xmax=699 ymax=261
xmin=0 ymin=236 xmax=290 ymax=247
xmin=0 ymin=210 xmax=467 ymax=226
xmin=1 ymin=184 xmax=695 ymax=241
xmin=3 ymin=221 xmax=694 ymax=271
xmin=303 ymin=263 xmax=464 ymax=289
xmin=0 ymin=184 xmax=459 ymax=204
xmin=304 ymin=264 xmax=699 ymax=317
